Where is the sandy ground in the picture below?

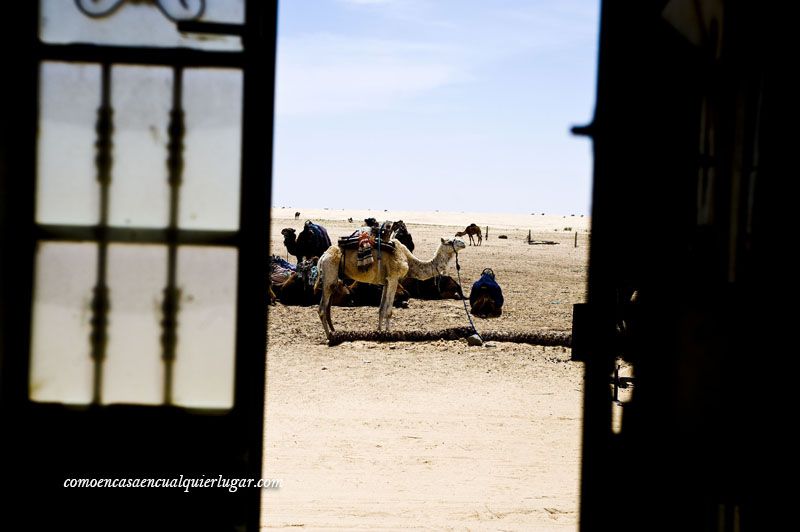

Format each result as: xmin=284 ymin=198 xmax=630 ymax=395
xmin=262 ymin=208 xmax=589 ymax=530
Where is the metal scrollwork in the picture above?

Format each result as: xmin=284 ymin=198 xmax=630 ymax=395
xmin=75 ymin=0 xmax=205 ymax=23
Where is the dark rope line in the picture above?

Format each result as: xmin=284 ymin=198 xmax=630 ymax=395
xmin=452 ymin=244 xmax=480 ymax=340
xmin=327 ymin=328 xmax=571 ymax=347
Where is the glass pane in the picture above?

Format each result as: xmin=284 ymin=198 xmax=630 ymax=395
xmin=109 ymin=66 xmax=171 ymax=228
xmin=102 ymin=244 xmax=167 ymax=405
xmin=180 ymin=68 xmax=242 ymax=230
xmin=39 ymin=0 xmax=244 ymax=51
xmin=173 ymin=246 xmax=237 ymax=408
xmin=36 ymin=62 xmax=100 ymax=225
xmin=30 ymin=242 xmax=97 ymax=404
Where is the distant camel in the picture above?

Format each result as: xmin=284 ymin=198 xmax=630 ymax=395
xmin=294 ymin=211 xmax=300 ymax=220
xmin=316 ymin=238 xmax=466 ymax=340
xmin=456 ymin=223 xmax=482 ymax=246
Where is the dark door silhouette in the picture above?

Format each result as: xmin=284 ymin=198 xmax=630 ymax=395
xmin=0 ymin=2 xmax=276 ymax=529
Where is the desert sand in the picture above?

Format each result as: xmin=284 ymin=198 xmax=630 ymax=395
xmin=262 ymin=207 xmax=589 ymax=530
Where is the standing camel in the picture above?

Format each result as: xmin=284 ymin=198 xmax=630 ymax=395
xmin=315 ymin=238 xmax=466 ymax=340
xmin=456 ymin=223 xmax=482 ymax=246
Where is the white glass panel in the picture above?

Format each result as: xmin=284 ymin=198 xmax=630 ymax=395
xmin=102 ymin=244 xmax=167 ymax=405
xmin=36 ymin=62 xmax=100 ymax=225
xmin=30 ymin=242 xmax=97 ymax=404
xmin=173 ymin=246 xmax=237 ymax=408
xmin=40 ymin=0 xmax=244 ymax=51
xmin=180 ymin=68 xmax=242 ymax=230
xmin=109 ymin=66 xmax=171 ymax=228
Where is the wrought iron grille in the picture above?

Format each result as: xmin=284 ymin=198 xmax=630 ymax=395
xmin=30 ymin=1 xmax=249 ymax=407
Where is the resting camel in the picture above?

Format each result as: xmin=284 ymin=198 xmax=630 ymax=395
xmin=316 ymin=237 xmax=466 ymax=340
xmin=401 ymin=275 xmax=464 ymax=300
xmin=456 ymin=223 xmax=482 ymax=246
xmin=281 ymin=221 xmax=331 ymax=264
xmin=391 ymin=220 xmax=415 ymax=252
xmin=273 ymin=270 xmax=353 ymax=307
xmin=348 ymin=280 xmax=410 ymax=308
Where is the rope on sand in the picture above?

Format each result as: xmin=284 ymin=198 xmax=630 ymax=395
xmin=327 ymin=328 xmax=571 ymax=347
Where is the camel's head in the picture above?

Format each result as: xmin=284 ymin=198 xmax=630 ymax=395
xmin=281 ymin=227 xmax=296 ymax=240
xmin=441 ymin=237 xmax=467 ymax=252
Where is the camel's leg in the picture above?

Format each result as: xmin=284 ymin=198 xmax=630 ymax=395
xmin=381 ymin=278 xmax=399 ymax=332
xmin=324 ymin=297 xmax=334 ymax=332
xmin=317 ymin=282 xmax=334 ymax=339
xmin=377 ymin=283 xmax=389 ymax=331
xmin=324 ymin=277 xmax=336 ymax=334
xmin=316 ymin=265 xmax=337 ymax=340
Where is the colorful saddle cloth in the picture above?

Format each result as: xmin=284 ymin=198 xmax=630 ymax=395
xmin=269 ymin=255 xmax=296 ymax=284
xmin=356 ymin=231 xmax=374 ymax=270
xmin=338 ymin=225 xmax=396 ymax=272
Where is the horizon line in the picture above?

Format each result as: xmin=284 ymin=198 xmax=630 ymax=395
xmin=270 ymin=205 xmax=591 ymax=218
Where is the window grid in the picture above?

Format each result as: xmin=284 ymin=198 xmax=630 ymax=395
xmin=35 ymin=58 xmax=240 ymax=406
xmin=88 ymin=62 xmax=112 ymax=404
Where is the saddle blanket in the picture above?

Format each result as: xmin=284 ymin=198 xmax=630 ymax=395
xmin=337 ymin=228 xmax=397 ymax=271
xmin=337 ymin=230 xmax=396 ymax=252
xmin=270 ymin=255 xmax=296 ymax=284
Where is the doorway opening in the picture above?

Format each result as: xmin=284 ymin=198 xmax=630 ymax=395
xmin=264 ymin=1 xmax=598 ymax=528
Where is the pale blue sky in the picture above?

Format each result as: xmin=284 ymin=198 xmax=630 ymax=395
xmin=273 ymin=0 xmax=599 ymax=215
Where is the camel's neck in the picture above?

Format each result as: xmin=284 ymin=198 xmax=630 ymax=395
xmin=284 ymin=235 xmax=297 ymax=254
xmin=405 ymin=244 xmax=454 ymax=280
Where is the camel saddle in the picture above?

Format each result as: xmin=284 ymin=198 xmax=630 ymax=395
xmin=337 ymin=224 xmax=396 ymax=253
